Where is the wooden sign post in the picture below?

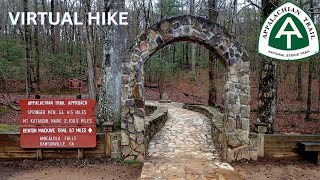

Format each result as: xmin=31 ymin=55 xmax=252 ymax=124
xmin=69 ymin=79 xmax=82 ymax=89
xmin=69 ymin=78 xmax=82 ymax=95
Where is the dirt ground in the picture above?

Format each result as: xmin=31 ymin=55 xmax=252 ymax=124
xmin=232 ymin=159 xmax=320 ymax=180
xmin=0 ymin=158 xmax=142 ymax=180
xmin=1 ymin=158 xmax=320 ymax=180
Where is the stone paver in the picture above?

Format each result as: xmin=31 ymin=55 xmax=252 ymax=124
xmin=141 ymin=102 xmax=241 ymax=180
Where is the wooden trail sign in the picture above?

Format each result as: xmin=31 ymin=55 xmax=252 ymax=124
xmin=20 ymin=126 xmax=96 ymax=148
xmin=69 ymin=79 xmax=82 ymax=88
xmin=19 ymin=99 xmax=97 ymax=149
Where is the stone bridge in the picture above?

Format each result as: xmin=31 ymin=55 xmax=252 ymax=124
xmin=120 ymin=15 xmax=252 ymax=162
xmin=140 ymin=102 xmax=242 ymax=179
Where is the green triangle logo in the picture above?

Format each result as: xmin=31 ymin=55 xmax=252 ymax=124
xmin=269 ymin=14 xmax=309 ymax=50
xmin=258 ymin=2 xmax=319 ymax=61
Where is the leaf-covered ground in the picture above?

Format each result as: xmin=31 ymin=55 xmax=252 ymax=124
xmin=145 ymin=70 xmax=320 ymax=134
xmin=0 ymin=69 xmax=319 ymax=134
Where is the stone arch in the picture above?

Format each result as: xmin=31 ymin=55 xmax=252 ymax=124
xmin=120 ymin=15 xmax=251 ymax=162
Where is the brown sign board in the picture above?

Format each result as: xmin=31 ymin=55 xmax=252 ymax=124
xmin=20 ymin=126 xmax=96 ymax=148
xmin=69 ymin=78 xmax=82 ymax=88
xmin=19 ymin=99 xmax=97 ymax=149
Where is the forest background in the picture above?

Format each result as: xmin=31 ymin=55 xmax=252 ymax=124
xmin=0 ymin=0 xmax=320 ymax=134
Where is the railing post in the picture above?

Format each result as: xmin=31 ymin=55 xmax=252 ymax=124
xmin=36 ymin=149 xmax=43 ymax=160
xmin=35 ymin=95 xmax=43 ymax=160
xmin=102 ymin=122 xmax=114 ymax=157
xmin=254 ymin=122 xmax=268 ymax=157
xmin=76 ymin=95 xmax=84 ymax=159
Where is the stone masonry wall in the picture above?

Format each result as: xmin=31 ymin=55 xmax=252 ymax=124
xmin=121 ymin=15 xmax=251 ymax=162
xmin=145 ymin=105 xmax=168 ymax=145
xmin=183 ymin=105 xmax=224 ymax=152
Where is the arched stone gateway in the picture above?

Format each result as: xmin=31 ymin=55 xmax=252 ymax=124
xmin=120 ymin=15 xmax=251 ymax=162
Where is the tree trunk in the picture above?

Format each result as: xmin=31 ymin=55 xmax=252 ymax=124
xmin=34 ymin=0 xmax=41 ymax=91
xmin=50 ymin=0 xmax=55 ymax=53
xmin=190 ymin=0 xmax=196 ymax=79
xmin=297 ymin=62 xmax=302 ymax=101
xmin=82 ymin=0 xmax=96 ymax=100
xmin=306 ymin=60 xmax=313 ymax=120
xmin=158 ymin=0 xmax=165 ymax=99
xmin=159 ymin=51 xmax=164 ymax=99
xmin=186 ymin=43 xmax=189 ymax=68
xmin=41 ymin=0 xmax=48 ymax=52
xmin=23 ymin=0 xmax=33 ymax=97
xmin=54 ymin=0 xmax=59 ymax=53
xmin=143 ymin=0 xmax=151 ymax=28
xmin=182 ymin=43 xmax=185 ymax=69
xmin=208 ymin=0 xmax=218 ymax=106
xmin=231 ymin=0 xmax=238 ymax=35
xmin=306 ymin=0 xmax=314 ymax=120
xmin=173 ymin=44 xmax=176 ymax=77
xmin=318 ymin=79 xmax=320 ymax=111
xmin=98 ymin=0 xmax=125 ymax=126
xmin=257 ymin=0 xmax=279 ymax=133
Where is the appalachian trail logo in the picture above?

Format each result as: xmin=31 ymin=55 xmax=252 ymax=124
xmin=258 ymin=2 xmax=319 ymax=60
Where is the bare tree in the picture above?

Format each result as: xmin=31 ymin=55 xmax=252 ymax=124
xmin=190 ymin=0 xmax=196 ymax=79
xmin=98 ymin=0 xmax=125 ymax=126
xmin=208 ymin=0 xmax=218 ymax=106
xmin=50 ymin=0 xmax=55 ymax=53
xmin=256 ymin=0 xmax=279 ymax=133
xmin=34 ymin=0 xmax=41 ymax=91
xmin=296 ymin=62 xmax=303 ymax=100
xmin=23 ymin=0 xmax=33 ymax=96
xmin=158 ymin=0 xmax=165 ymax=99
xmin=306 ymin=0 xmax=314 ymax=120
xmin=82 ymin=0 xmax=97 ymax=100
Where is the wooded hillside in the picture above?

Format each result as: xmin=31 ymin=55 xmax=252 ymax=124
xmin=0 ymin=0 xmax=320 ymax=133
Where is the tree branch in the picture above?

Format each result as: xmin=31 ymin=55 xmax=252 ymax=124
xmin=247 ymin=0 xmax=263 ymax=11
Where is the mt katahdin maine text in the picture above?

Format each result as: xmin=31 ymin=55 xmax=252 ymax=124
xmin=8 ymin=12 xmax=129 ymax=26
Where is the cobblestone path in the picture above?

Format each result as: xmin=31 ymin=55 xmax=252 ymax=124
xmin=140 ymin=102 xmax=241 ymax=180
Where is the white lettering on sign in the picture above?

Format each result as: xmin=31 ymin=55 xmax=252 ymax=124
xmin=69 ymin=128 xmax=74 ymax=133
xmin=76 ymin=128 xmax=87 ymax=133
xmin=67 ymin=100 xmax=88 ymax=106
xmin=30 ymin=119 xmax=49 ymax=123
xmin=67 ymin=110 xmax=74 ymax=115
xmin=50 ymin=119 xmax=62 ymax=123
xmin=38 ymin=128 xmax=56 ymax=133
xmin=40 ymin=136 xmax=60 ymax=141
xmin=57 ymin=128 xmax=67 ymax=133
xmin=55 ymin=101 xmax=65 ymax=105
xmin=81 ymin=119 xmax=92 ymax=124
xmin=23 ymin=128 xmax=37 ymax=133
xmin=40 ymin=142 xmax=66 ymax=147
xmin=28 ymin=101 xmax=54 ymax=105
xmin=64 ymin=119 xmax=79 ymax=124
xmin=27 ymin=110 xmax=45 ymax=115
xmin=75 ymin=110 xmax=86 ymax=115
xmin=47 ymin=110 xmax=56 ymax=114
xmin=64 ymin=136 xmax=77 ymax=141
